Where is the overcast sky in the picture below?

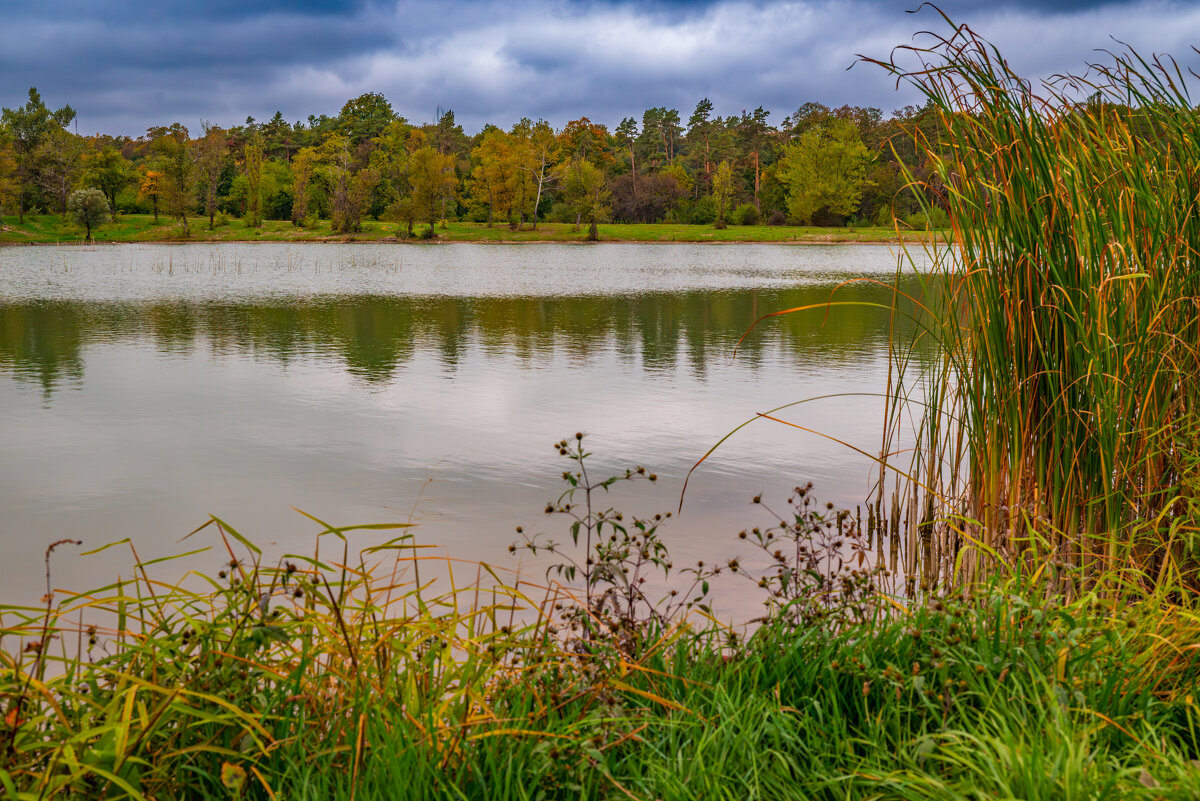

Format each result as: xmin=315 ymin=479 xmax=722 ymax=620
xmin=1 ymin=0 xmax=1196 ymax=137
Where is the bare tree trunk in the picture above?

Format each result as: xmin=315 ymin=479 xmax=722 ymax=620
xmin=754 ymin=151 xmax=760 ymax=210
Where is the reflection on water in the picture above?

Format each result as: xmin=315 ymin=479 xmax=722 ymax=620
xmin=0 ymin=286 xmax=921 ymax=395
xmin=0 ymin=243 xmax=934 ymax=610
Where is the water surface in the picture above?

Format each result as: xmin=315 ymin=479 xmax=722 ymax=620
xmin=0 ymin=243 xmax=931 ymax=606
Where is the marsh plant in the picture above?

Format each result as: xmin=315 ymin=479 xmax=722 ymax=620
xmin=737 ymin=481 xmax=892 ymax=628
xmin=513 ymin=433 xmax=722 ymax=658
xmin=862 ymin=15 xmax=1200 ymax=593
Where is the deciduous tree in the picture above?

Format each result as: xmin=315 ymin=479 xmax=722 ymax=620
xmin=82 ymin=146 xmax=131 ymax=221
xmin=149 ymin=124 xmax=196 ymax=235
xmin=559 ymin=158 xmax=610 ymax=240
xmin=0 ymin=133 xmax=17 ymax=215
xmin=137 ymin=168 xmax=162 ymax=221
xmin=35 ymin=127 xmax=83 ymax=215
xmin=338 ymin=92 xmax=396 ymax=146
xmin=515 ymin=119 xmax=558 ymax=230
xmin=291 ymin=146 xmax=317 ymax=226
xmin=0 ymin=87 xmax=75 ymax=222
xmin=67 ymin=187 xmax=109 ymax=242
xmin=244 ymin=130 xmax=264 ymax=227
xmin=197 ymin=123 xmax=229 ymax=229
xmin=776 ymin=120 xmax=871 ymax=225
xmin=408 ymin=146 xmax=457 ymax=234
xmin=467 ymin=127 xmax=515 ymax=225
xmin=712 ymin=160 xmax=733 ymax=229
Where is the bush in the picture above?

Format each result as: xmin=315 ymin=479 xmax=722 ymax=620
xmin=903 ymin=206 xmax=951 ymax=230
xmin=547 ymin=201 xmax=574 ymax=224
xmin=731 ymin=203 xmax=760 ymax=226
xmin=689 ymin=197 xmax=717 ymax=225
xmin=765 ymin=209 xmax=787 ymax=226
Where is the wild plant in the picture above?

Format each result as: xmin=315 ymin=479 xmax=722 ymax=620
xmin=512 ymin=433 xmax=721 ymax=658
xmin=859 ymin=13 xmax=1200 ymax=593
xmin=735 ymin=482 xmax=889 ymax=628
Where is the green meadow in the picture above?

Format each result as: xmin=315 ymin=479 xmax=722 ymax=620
xmin=0 ymin=214 xmax=919 ymax=245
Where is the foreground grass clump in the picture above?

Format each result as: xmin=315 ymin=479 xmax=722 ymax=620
xmin=2 ymin=442 xmax=1197 ymax=799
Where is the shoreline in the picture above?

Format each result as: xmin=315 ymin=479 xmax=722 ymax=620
xmin=1 ymin=215 xmax=939 ymax=247
xmin=0 ymin=236 xmax=919 ymax=247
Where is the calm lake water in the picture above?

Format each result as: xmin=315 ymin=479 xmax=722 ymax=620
xmin=0 ymin=242 xmax=932 ymax=607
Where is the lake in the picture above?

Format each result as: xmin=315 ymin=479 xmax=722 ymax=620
xmin=0 ymin=242 xmax=931 ymax=608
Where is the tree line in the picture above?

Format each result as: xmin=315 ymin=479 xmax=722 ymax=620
xmin=0 ymin=88 xmax=950 ymax=238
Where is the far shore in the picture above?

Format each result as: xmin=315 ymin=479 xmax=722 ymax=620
xmin=1 ymin=214 xmax=941 ymax=247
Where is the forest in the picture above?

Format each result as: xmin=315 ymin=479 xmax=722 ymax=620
xmin=0 ymin=88 xmax=948 ymax=239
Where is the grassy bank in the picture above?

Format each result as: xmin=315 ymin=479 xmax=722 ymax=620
xmin=2 ymin=443 xmax=1198 ymax=799
xmin=0 ymin=214 xmax=924 ymax=246
xmin=1 ymin=448 xmax=1197 ymax=800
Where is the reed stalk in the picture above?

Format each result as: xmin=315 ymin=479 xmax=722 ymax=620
xmin=865 ymin=15 xmax=1200 ymax=592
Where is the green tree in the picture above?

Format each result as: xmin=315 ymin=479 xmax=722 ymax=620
xmin=81 ymin=146 xmax=131 ymax=221
xmin=408 ymin=146 xmax=457 ymax=235
xmin=338 ymin=92 xmax=396 ymax=146
xmin=244 ymin=131 xmax=264 ymax=227
xmin=712 ymin=160 xmax=733 ymax=229
xmin=0 ymin=88 xmax=75 ymax=222
xmin=67 ymin=187 xmax=109 ymax=242
xmin=197 ymin=123 xmax=229 ymax=229
xmin=368 ymin=118 xmax=416 ymax=217
xmin=322 ymin=133 xmax=377 ymax=234
xmin=687 ymin=98 xmax=715 ymax=193
xmin=291 ymin=146 xmax=318 ymax=226
xmin=35 ymin=127 xmax=84 ymax=215
xmin=737 ymin=106 xmax=772 ymax=210
xmin=559 ymin=158 xmax=610 ymax=240
xmin=149 ymin=124 xmax=196 ymax=235
xmin=776 ymin=119 xmax=872 ymax=224
xmin=615 ymin=117 xmax=638 ymax=180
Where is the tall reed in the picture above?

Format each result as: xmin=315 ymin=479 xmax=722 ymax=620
xmin=866 ymin=15 xmax=1200 ymax=591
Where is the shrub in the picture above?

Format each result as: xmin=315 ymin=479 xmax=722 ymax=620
xmin=902 ymin=206 xmax=951 ymax=230
xmin=731 ymin=203 xmax=760 ymax=226
xmin=765 ymin=209 xmax=787 ymax=226
xmin=689 ymin=197 xmax=717 ymax=225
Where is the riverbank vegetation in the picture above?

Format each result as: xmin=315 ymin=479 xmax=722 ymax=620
xmin=4 ymin=18 xmax=1200 ymax=800
xmin=865 ymin=19 xmax=1200 ymax=597
xmin=2 ymin=443 xmax=1197 ymax=799
xmin=0 ymin=82 xmax=948 ymax=243
xmin=0 ymin=214 xmax=925 ymax=245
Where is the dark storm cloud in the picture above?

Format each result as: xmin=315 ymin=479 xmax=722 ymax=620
xmin=0 ymin=0 xmax=1194 ymax=137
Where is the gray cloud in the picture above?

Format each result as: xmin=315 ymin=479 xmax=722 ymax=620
xmin=0 ymin=0 xmax=1194 ymax=137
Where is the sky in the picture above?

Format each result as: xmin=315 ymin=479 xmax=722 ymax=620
xmin=0 ymin=0 xmax=1196 ymax=138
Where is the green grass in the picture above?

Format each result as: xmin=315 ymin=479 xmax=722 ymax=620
xmin=1 ymin=440 xmax=1197 ymax=800
xmin=2 ymin=518 xmax=1196 ymax=800
xmin=0 ymin=214 xmax=928 ymax=245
